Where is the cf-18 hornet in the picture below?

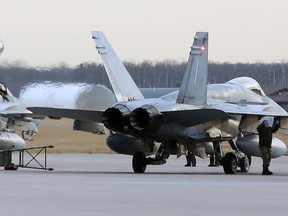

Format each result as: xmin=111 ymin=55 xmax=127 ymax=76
xmin=0 ymin=39 xmax=38 ymax=150
xmin=29 ymin=31 xmax=288 ymax=174
xmin=0 ymin=82 xmax=39 ymax=149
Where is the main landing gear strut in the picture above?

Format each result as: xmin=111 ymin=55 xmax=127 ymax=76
xmin=132 ymin=143 xmax=169 ymax=173
xmin=132 ymin=152 xmax=147 ymax=173
xmin=220 ymin=140 xmax=250 ymax=174
xmin=132 ymin=140 xmax=250 ymax=174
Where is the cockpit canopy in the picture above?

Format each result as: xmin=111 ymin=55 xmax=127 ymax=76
xmin=226 ymin=77 xmax=266 ymax=96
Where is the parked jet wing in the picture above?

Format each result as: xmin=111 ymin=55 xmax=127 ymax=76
xmin=0 ymin=109 xmax=34 ymax=119
xmin=162 ymin=109 xmax=229 ymax=127
xmin=0 ymin=109 xmax=32 ymax=115
xmin=28 ymin=107 xmax=103 ymax=123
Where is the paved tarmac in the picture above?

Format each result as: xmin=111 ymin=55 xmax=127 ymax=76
xmin=0 ymin=153 xmax=288 ymax=216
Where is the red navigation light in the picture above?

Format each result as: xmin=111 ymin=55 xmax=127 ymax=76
xmin=200 ymin=46 xmax=205 ymax=51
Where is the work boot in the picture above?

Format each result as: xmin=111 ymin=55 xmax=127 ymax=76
xmin=262 ymin=167 xmax=273 ymax=175
xmin=185 ymin=155 xmax=191 ymax=167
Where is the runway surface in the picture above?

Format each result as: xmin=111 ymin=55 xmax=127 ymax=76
xmin=1 ymin=153 xmax=288 ymax=216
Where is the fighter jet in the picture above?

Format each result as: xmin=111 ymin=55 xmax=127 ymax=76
xmin=29 ymin=31 xmax=288 ymax=174
xmin=0 ymin=39 xmax=38 ymax=150
xmin=0 ymin=81 xmax=39 ymax=149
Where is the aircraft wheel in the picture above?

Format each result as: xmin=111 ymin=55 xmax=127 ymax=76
xmin=222 ymin=152 xmax=237 ymax=174
xmin=247 ymin=155 xmax=252 ymax=166
xmin=240 ymin=156 xmax=249 ymax=173
xmin=132 ymin=152 xmax=146 ymax=173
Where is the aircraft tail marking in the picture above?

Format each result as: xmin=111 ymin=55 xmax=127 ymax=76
xmin=176 ymin=32 xmax=208 ymax=106
xmin=91 ymin=31 xmax=144 ymax=102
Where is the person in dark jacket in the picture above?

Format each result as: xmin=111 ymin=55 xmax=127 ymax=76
xmin=185 ymin=145 xmax=196 ymax=167
xmin=257 ymin=119 xmax=280 ymax=175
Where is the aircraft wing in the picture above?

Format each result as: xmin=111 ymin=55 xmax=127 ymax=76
xmin=28 ymin=107 xmax=103 ymax=123
xmin=0 ymin=109 xmax=34 ymax=118
xmin=29 ymin=106 xmax=228 ymax=127
xmin=162 ymin=109 xmax=229 ymax=127
xmin=28 ymin=105 xmax=288 ymax=130
xmin=211 ymin=102 xmax=288 ymax=117
xmin=0 ymin=95 xmax=34 ymax=118
xmin=226 ymin=109 xmax=288 ymax=117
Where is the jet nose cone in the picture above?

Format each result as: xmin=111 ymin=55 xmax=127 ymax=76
xmin=0 ymin=39 xmax=4 ymax=56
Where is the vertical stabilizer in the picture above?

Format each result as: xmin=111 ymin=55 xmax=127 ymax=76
xmin=176 ymin=32 xmax=208 ymax=105
xmin=91 ymin=31 xmax=144 ymax=102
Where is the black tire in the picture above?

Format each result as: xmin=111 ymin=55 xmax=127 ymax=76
xmin=240 ymin=156 xmax=250 ymax=173
xmin=132 ymin=152 xmax=147 ymax=173
xmin=222 ymin=152 xmax=237 ymax=174
xmin=247 ymin=155 xmax=252 ymax=166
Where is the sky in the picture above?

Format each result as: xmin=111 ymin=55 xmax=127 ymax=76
xmin=1 ymin=0 xmax=288 ymax=67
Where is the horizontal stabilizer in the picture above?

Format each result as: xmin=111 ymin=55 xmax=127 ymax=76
xmin=162 ymin=109 xmax=228 ymax=127
xmin=28 ymin=107 xmax=103 ymax=123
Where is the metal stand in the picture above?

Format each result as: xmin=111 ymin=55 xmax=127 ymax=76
xmin=0 ymin=145 xmax=54 ymax=171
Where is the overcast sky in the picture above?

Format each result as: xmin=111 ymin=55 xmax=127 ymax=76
xmin=1 ymin=0 xmax=288 ymax=67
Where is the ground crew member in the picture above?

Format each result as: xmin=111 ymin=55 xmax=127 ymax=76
xmin=257 ymin=119 xmax=280 ymax=175
xmin=208 ymin=141 xmax=221 ymax=167
xmin=185 ymin=147 xmax=196 ymax=167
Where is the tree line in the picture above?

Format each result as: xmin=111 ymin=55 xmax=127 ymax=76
xmin=0 ymin=60 xmax=288 ymax=97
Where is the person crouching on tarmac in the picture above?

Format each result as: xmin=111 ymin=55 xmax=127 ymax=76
xmin=257 ymin=119 xmax=280 ymax=175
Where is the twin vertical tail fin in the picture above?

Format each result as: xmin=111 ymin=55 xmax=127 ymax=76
xmin=91 ymin=31 xmax=144 ymax=103
xmin=92 ymin=31 xmax=208 ymax=106
xmin=176 ymin=32 xmax=208 ymax=106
